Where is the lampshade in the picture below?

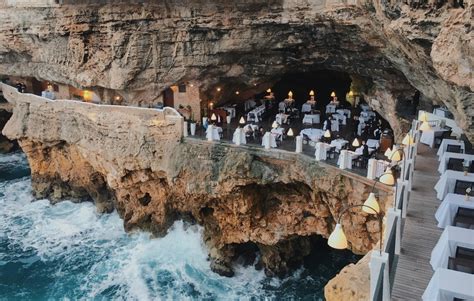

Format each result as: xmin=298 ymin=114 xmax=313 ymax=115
xmin=272 ymin=121 xmax=278 ymax=129
xmin=348 ymin=90 xmax=354 ymax=97
xmin=266 ymin=88 xmax=272 ymax=93
xmin=328 ymin=224 xmax=348 ymax=249
xmin=288 ymin=91 xmax=293 ymax=98
xmin=309 ymin=90 xmax=315 ymax=96
xmin=419 ymin=121 xmax=431 ymax=131
xmin=363 ymin=193 xmax=380 ymax=214
xmin=402 ymin=133 xmax=414 ymax=145
xmin=324 ymin=130 xmax=331 ymax=138
xmin=391 ymin=149 xmax=402 ymax=162
xmin=419 ymin=112 xmax=428 ymax=122
xmin=211 ymin=113 xmax=217 ymax=121
xmin=352 ymin=138 xmax=360 ymax=147
xmin=287 ymin=128 xmax=294 ymax=137
xmin=384 ymin=147 xmax=392 ymax=157
xmin=330 ymin=91 xmax=336 ymax=97
xmin=239 ymin=116 xmax=246 ymax=124
xmin=379 ymin=171 xmax=395 ymax=186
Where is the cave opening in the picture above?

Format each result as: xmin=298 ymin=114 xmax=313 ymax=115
xmin=261 ymin=70 xmax=354 ymax=111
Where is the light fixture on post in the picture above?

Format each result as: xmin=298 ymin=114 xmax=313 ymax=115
xmin=352 ymin=138 xmax=360 ymax=148
xmin=330 ymin=91 xmax=336 ymax=98
xmin=349 ymin=90 xmax=354 ymax=97
xmin=419 ymin=121 xmax=432 ymax=131
xmin=239 ymin=116 xmax=246 ymax=125
xmin=272 ymin=121 xmax=279 ymax=129
xmin=419 ymin=112 xmax=428 ymax=122
xmin=328 ymin=204 xmax=384 ymax=255
xmin=363 ymin=171 xmax=396 ymax=217
xmin=288 ymin=91 xmax=293 ymax=99
xmin=287 ymin=128 xmax=294 ymax=137
xmin=324 ymin=129 xmax=331 ymax=139
xmin=216 ymin=87 xmax=221 ymax=92
xmin=211 ymin=113 xmax=217 ymax=122
xmin=379 ymin=168 xmax=396 ymax=186
xmin=309 ymin=90 xmax=315 ymax=96
xmin=384 ymin=147 xmax=392 ymax=158
xmin=235 ymin=91 xmax=240 ymax=95
xmin=402 ymin=133 xmax=414 ymax=146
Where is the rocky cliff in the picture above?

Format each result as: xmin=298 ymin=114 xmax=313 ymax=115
xmin=0 ymin=101 xmax=16 ymax=152
xmin=0 ymin=0 xmax=472 ymax=140
xmin=2 ymin=84 xmax=392 ymax=280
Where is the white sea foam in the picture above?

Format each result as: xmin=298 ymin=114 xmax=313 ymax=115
xmin=0 ymin=177 xmax=274 ymax=300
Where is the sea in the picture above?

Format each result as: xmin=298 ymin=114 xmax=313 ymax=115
xmin=0 ymin=151 xmax=359 ymax=300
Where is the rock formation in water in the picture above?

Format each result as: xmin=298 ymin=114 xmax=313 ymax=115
xmin=0 ymin=102 xmax=16 ymax=153
xmin=2 ymin=85 xmax=392 ymax=279
xmin=0 ymin=0 xmax=472 ymax=140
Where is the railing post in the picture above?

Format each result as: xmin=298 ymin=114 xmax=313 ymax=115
xmin=207 ymin=124 xmax=214 ymax=141
xmin=367 ymin=158 xmax=377 ymax=179
xmin=235 ymin=128 xmax=242 ymax=146
xmin=295 ymin=135 xmax=303 ymax=153
xmin=183 ymin=121 xmax=188 ymax=137
xmin=369 ymin=251 xmax=390 ymax=301
xmin=386 ymin=208 xmax=402 ymax=256
xmin=339 ymin=150 xmax=349 ymax=169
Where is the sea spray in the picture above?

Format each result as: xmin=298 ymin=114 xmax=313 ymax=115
xmin=0 ymin=153 xmax=358 ymax=300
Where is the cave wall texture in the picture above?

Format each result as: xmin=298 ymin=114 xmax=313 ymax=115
xmin=0 ymin=0 xmax=472 ymax=141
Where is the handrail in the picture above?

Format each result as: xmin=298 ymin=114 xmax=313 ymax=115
xmin=373 ymin=262 xmax=385 ymax=301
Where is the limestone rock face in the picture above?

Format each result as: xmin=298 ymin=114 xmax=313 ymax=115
xmin=0 ymin=102 xmax=16 ymax=153
xmin=3 ymin=90 xmax=393 ymax=278
xmin=324 ymin=251 xmax=371 ymax=301
xmin=0 ymin=0 xmax=472 ymax=140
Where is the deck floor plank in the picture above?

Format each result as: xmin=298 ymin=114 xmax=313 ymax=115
xmin=392 ymin=144 xmax=443 ymax=301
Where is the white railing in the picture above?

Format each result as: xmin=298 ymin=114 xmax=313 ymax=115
xmin=368 ymin=124 xmax=418 ymax=300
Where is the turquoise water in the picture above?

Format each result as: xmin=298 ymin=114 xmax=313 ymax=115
xmin=0 ymin=152 xmax=359 ymax=300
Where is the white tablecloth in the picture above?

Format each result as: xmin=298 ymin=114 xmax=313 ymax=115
xmin=336 ymin=109 xmax=351 ymax=118
xmin=422 ymin=268 xmax=474 ymax=301
xmin=302 ymin=114 xmax=320 ymax=124
xmin=337 ymin=150 xmax=359 ymax=169
xmin=366 ymin=139 xmax=380 ymax=149
xmin=247 ymin=105 xmax=265 ymax=123
xmin=433 ymin=107 xmax=450 ymax=118
xmin=262 ymin=132 xmax=277 ymax=148
xmin=301 ymin=103 xmax=312 ymax=113
xmin=331 ymin=121 xmax=340 ymax=132
xmin=206 ymin=126 xmax=221 ymax=141
xmin=438 ymin=152 xmax=474 ymax=174
xmin=300 ymin=128 xmax=324 ymax=142
xmin=275 ymin=113 xmax=289 ymax=125
xmin=331 ymin=139 xmax=348 ymax=152
xmin=420 ymin=127 xmax=449 ymax=148
xmin=333 ymin=113 xmax=347 ymax=125
xmin=434 ymin=170 xmax=474 ymax=200
xmin=232 ymin=128 xmax=246 ymax=145
xmin=326 ymin=104 xmax=337 ymax=114
xmin=435 ymin=193 xmax=474 ymax=228
xmin=360 ymin=111 xmax=376 ymax=120
xmin=271 ymin=128 xmax=284 ymax=141
xmin=430 ymin=226 xmax=474 ymax=270
xmin=437 ymin=139 xmax=466 ymax=157
xmin=315 ymin=142 xmax=331 ymax=161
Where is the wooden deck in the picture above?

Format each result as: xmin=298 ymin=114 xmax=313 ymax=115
xmin=392 ymin=144 xmax=443 ymax=300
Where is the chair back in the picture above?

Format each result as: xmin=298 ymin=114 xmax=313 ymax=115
xmin=447 ymin=144 xmax=462 ymax=153
xmin=447 ymin=158 xmax=465 ymax=171
xmin=454 ymin=180 xmax=474 ymax=196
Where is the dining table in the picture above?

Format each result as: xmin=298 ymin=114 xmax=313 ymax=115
xmin=434 ymin=170 xmax=474 ymax=200
xmin=437 ymin=139 xmax=465 ymax=157
xmin=438 ymin=152 xmax=474 ymax=174
xmin=430 ymin=226 xmax=474 ymax=270
xmin=422 ymin=268 xmax=474 ymax=301
xmin=420 ymin=127 xmax=450 ymax=148
xmin=435 ymin=193 xmax=474 ymax=228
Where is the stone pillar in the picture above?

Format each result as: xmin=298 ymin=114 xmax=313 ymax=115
xmin=339 ymin=150 xmax=349 ymax=169
xmin=183 ymin=121 xmax=188 ymax=137
xmin=367 ymin=158 xmax=377 ymax=179
xmin=369 ymin=251 xmax=390 ymax=301
xmin=207 ymin=124 xmax=214 ymax=141
xmin=295 ymin=135 xmax=303 ymax=153
xmin=264 ymin=132 xmax=271 ymax=150
xmin=236 ymin=128 xmax=242 ymax=146
xmin=315 ymin=142 xmax=326 ymax=161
